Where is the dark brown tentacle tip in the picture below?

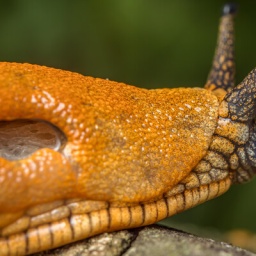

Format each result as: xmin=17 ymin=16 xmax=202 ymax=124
xmin=222 ymin=3 xmax=238 ymax=16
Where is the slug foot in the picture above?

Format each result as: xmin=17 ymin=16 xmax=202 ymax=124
xmin=0 ymin=177 xmax=231 ymax=255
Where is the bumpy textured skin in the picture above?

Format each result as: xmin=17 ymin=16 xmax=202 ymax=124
xmin=218 ymin=68 xmax=256 ymax=183
xmin=0 ymin=62 xmax=219 ymax=212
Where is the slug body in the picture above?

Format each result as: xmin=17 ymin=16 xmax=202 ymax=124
xmin=1 ymin=4 xmax=256 ymax=255
xmin=0 ymin=64 xmax=219 ymax=210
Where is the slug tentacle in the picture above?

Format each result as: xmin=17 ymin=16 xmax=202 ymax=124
xmin=205 ymin=3 xmax=237 ymax=99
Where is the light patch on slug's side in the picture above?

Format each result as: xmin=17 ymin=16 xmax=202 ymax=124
xmin=0 ymin=119 xmax=67 ymax=161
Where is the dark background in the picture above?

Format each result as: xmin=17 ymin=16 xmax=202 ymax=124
xmin=1 ymin=1 xmax=256 ymax=236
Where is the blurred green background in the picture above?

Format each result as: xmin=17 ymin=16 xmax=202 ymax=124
xmin=1 ymin=0 xmax=256 ymax=240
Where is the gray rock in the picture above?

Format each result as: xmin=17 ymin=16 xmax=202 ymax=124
xmin=32 ymin=225 xmax=255 ymax=256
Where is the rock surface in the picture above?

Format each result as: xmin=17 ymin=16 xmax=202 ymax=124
xmin=32 ymin=224 xmax=255 ymax=256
